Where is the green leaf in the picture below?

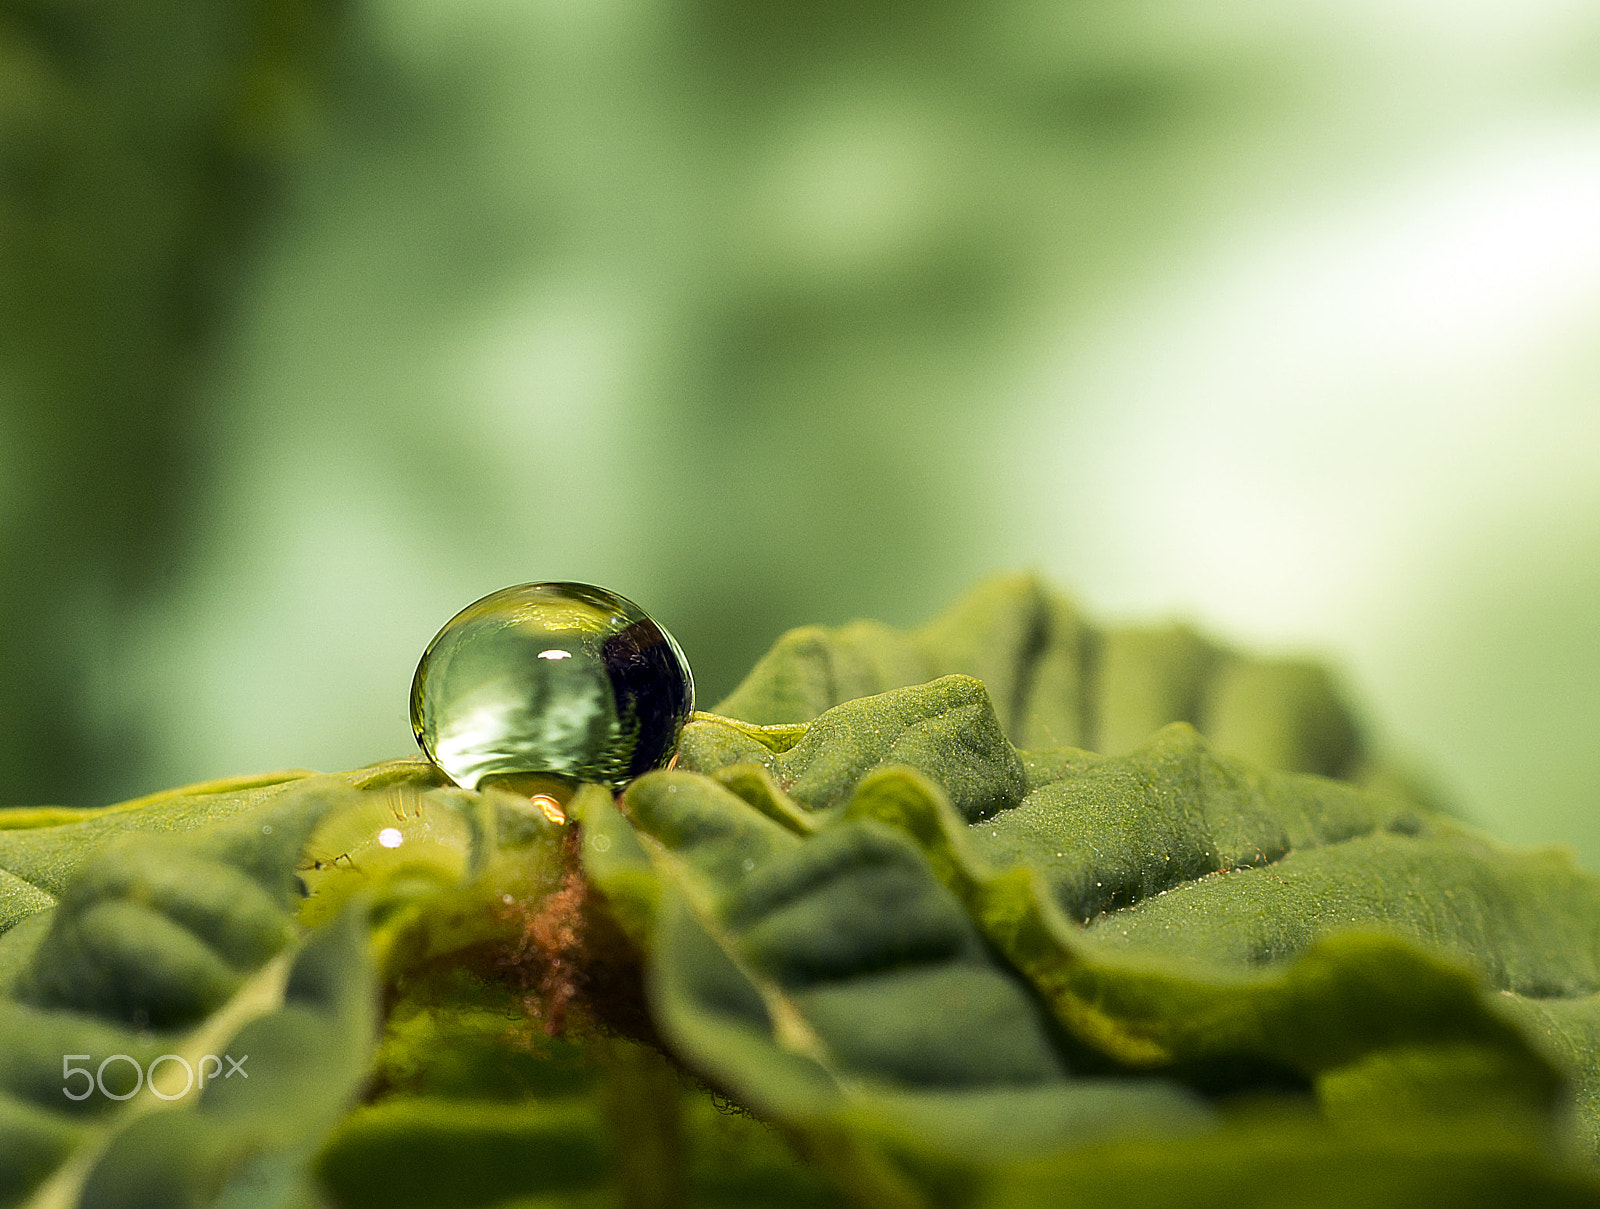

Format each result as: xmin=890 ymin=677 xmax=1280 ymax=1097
xmin=0 ymin=772 xmax=444 ymax=1208
xmin=0 ymin=757 xmax=617 ymax=1208
xmin=712 ymin=572 xmax=1373 ymax=783
xmin=316 ymin=898 xmax=847 ymax=1209
xmin=976 ymin=1112 xmax=1600 ymax=1209
xmin=0 ymin=771 xmax=319 ymax=933
xmin=588 ymin=761 xmax=1214 ymax=1158
xmin=595 ymin=673 xmax=1600 ymax=1200
xmin=0 ymin=756 xmax=844 ymax=1209
xmin=68 ymin=907 xmax=377 ymax=1209
xmin=682 ymin=675 xmax=1027 ymax=823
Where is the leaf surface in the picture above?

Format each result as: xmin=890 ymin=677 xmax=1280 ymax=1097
xmin=601 ymin=673 xmax=1600 ymax=1201
xmin=712 ymin=573 xmax=1369 ymax=782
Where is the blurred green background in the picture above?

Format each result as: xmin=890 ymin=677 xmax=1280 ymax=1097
xmin=2 ymin=0 xmax=1598 ymax=862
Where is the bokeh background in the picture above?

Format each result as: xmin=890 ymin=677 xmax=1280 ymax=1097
xmin=3 ymin=0 xmax=1598 ymax=863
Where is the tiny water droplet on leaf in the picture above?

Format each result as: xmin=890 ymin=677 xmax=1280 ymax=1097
xmin=297 ymin=786 xmax=478 ymax=927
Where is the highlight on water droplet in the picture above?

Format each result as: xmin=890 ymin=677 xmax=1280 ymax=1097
xmin=378 ymin=827 xmax=404 ymax=848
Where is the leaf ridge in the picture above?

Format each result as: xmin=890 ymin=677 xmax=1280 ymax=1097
xmin=21 ymin=951 xmax=296 ymax=1209
xmin=842 ymin=765 xmax=1562 ymax=1098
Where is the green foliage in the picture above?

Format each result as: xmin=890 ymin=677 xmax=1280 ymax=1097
xmin=0 ymin=0 xmax=345 ymax=806
xmin=1 ymin=577 xmax=1598 ymax=1206
xmin=0 ymin=776 xmax=379 ymax=1209
xmin=709 ymin=572 xmax=1381 ymax=789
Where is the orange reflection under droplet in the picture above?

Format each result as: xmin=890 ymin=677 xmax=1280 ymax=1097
xmin=531 ymin=793 xmax=567 ymax=825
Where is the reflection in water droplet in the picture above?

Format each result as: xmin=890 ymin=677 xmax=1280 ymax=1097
xmin=530 ymin=793 xmax=567 ymax=825
xmin=411 ymin=582 xmax=694 ymax=793
xmin=378 ymin=827 xmax=404 ymax=848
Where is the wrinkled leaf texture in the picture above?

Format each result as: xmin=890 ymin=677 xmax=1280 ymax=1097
xmin=0 ymin=773 xmax=386 ymax=1209
xmin=1 ymin=573 xmax=1598 ymax=1208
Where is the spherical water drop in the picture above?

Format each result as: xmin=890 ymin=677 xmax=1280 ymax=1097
xmin=411 ymin=582 xmax=694 ymax=794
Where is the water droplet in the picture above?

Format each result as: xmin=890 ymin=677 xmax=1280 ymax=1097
xmin=412 ymin=582 xmax=694 ymax=793
xmin=741 ymin=858 xmax=755 ymax=872
xmin=297 ymin=787 xmax=474 ymax=929
xmin=261 ymin=825 xmax=272 ymax=834
xmin=590 ymin=833 xmax=613 ymax=853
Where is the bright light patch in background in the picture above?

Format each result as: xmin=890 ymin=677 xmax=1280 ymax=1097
xmin=378 ymin=827 xmax=404 ymax=848
xmin=1023 ymin=117 xmax=1600 ymax=624
xmin=1016 ymin=116 xmax=1600 ymax=844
